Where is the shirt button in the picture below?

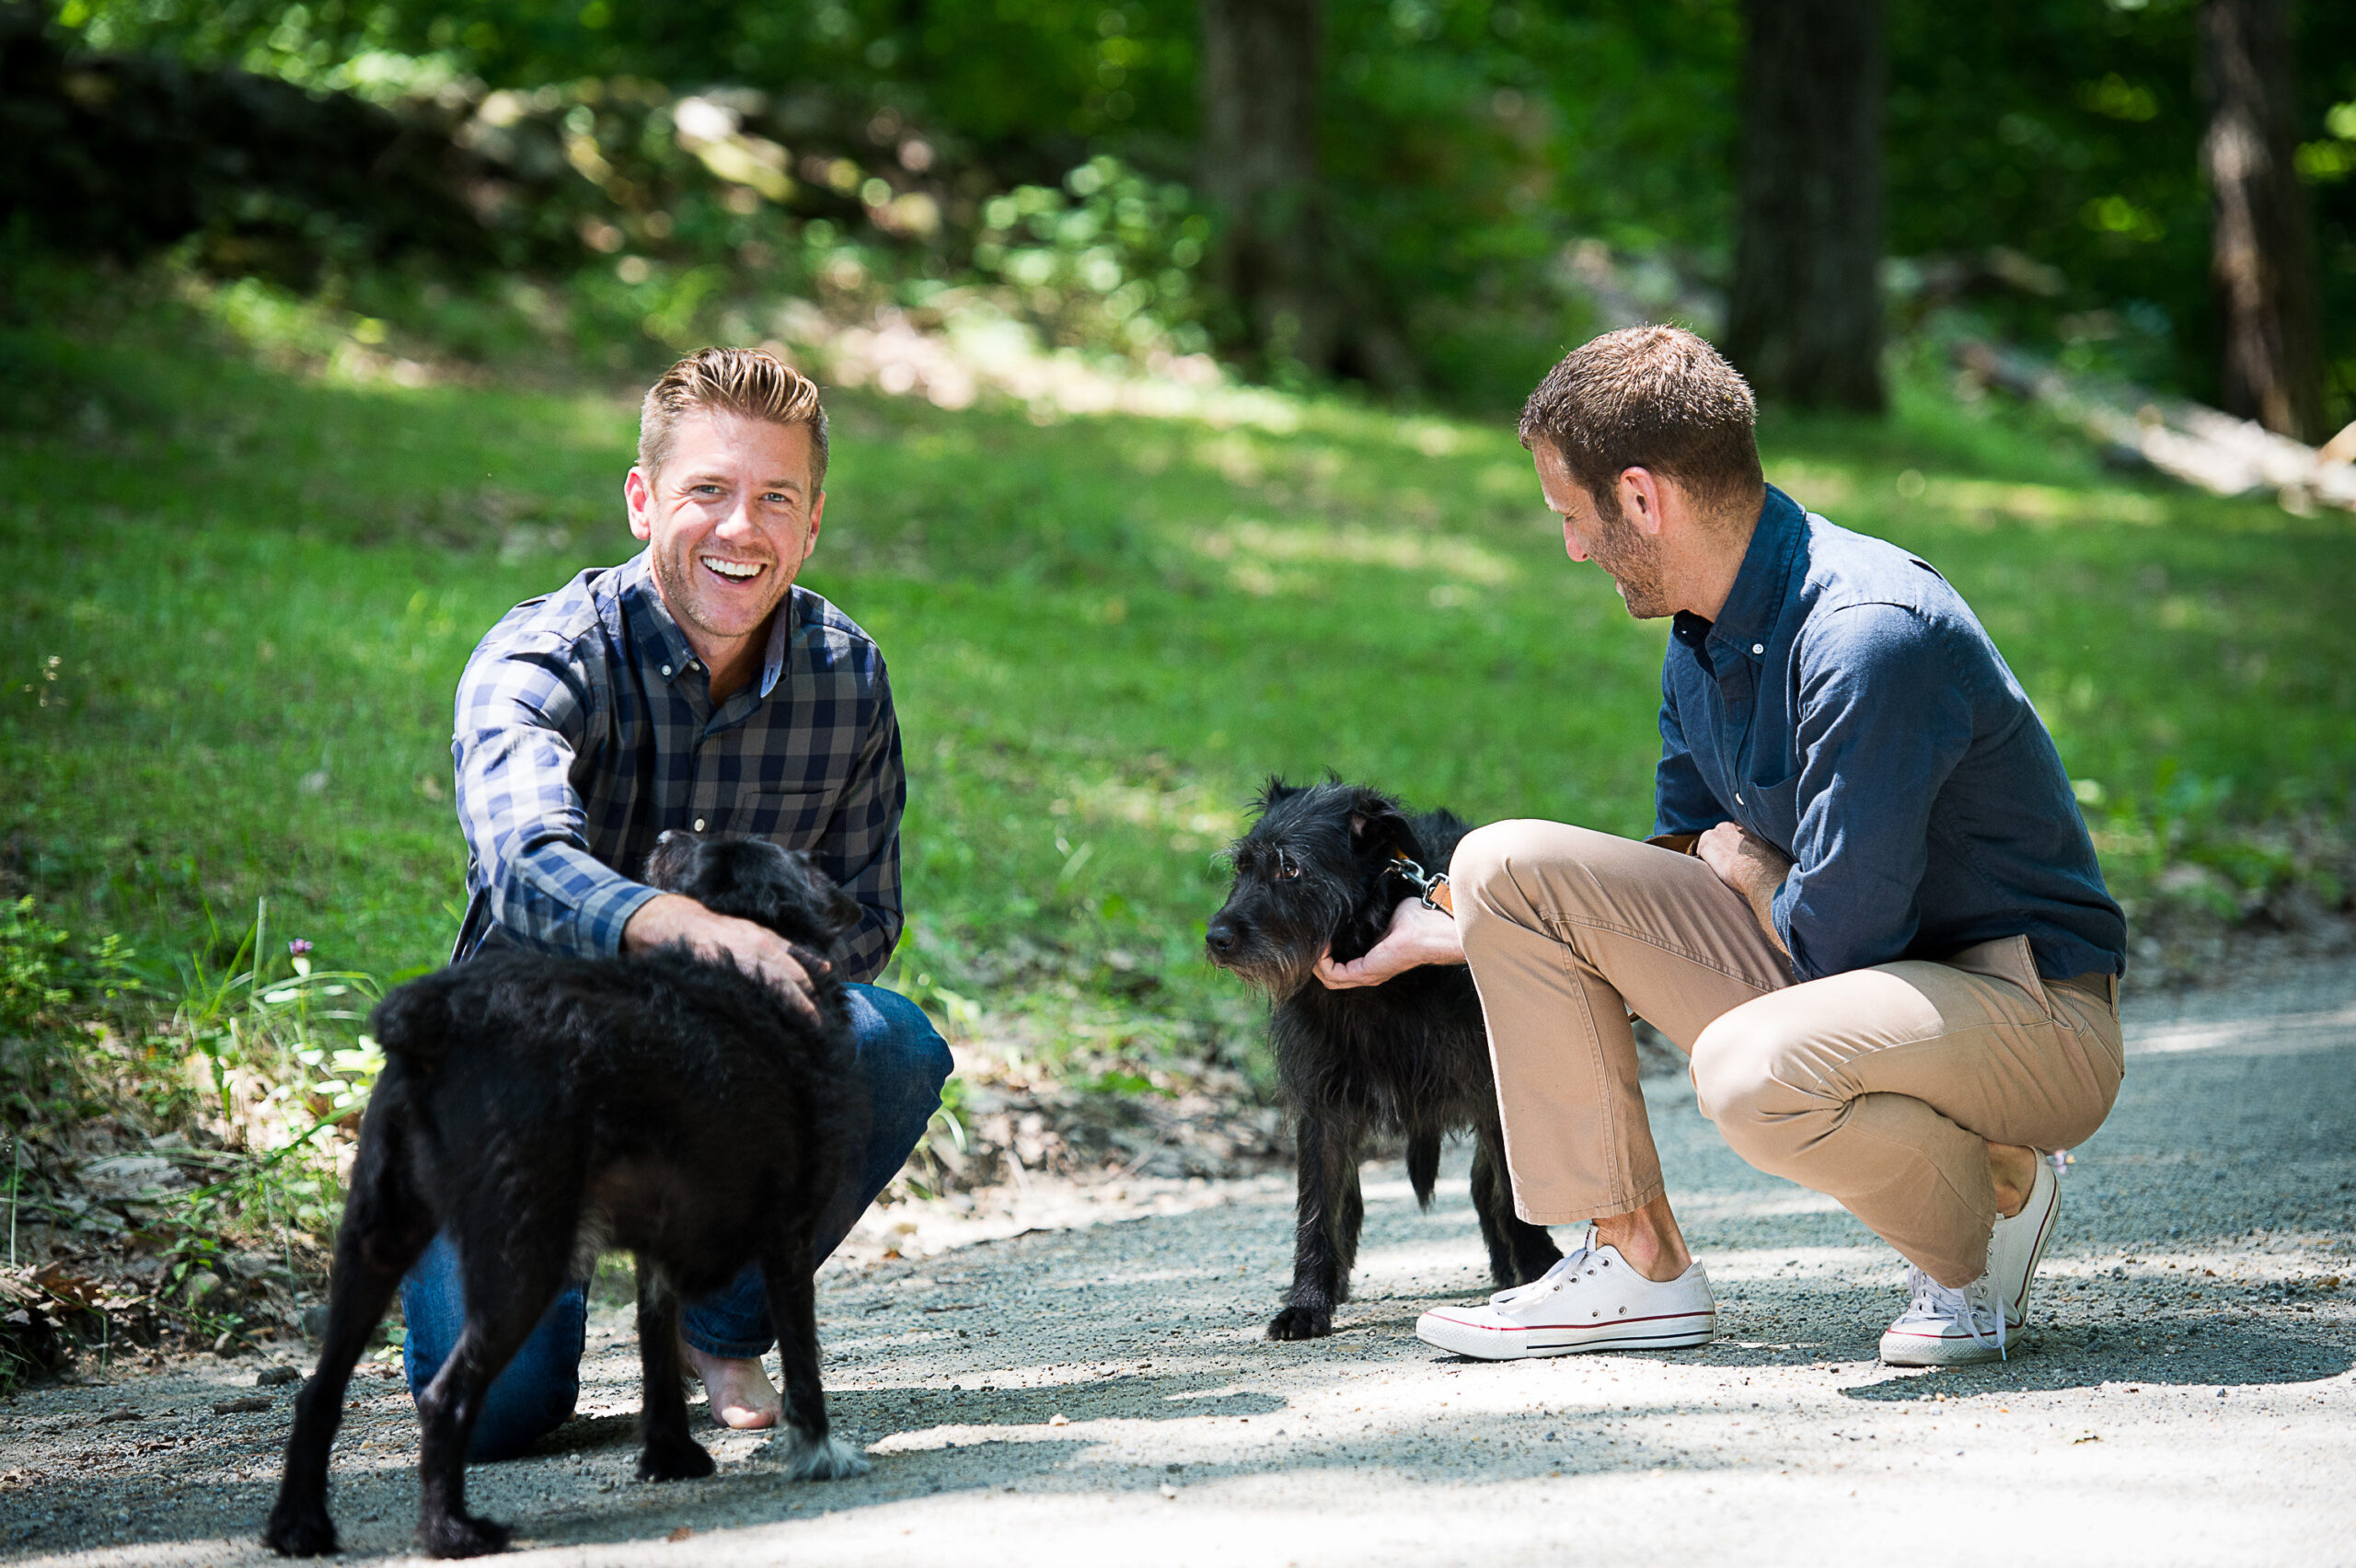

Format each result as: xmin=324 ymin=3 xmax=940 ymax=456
xmin=1751 ymin=643 xmax=1764 ymax=655
xmin=693 ymin=818 xmax=706 ymax=832
xmin=661 ymin=664 xmax=671 ymax=676
xmin=1735 ymin=793 xmax=1745 ymax=805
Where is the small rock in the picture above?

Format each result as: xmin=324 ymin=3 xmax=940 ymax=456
xmin=97 ymin=1408 xmax=141 ymax=1424
xmin=257 ymin=1366 xmax=300 ymax=1388
xmin=212 ymin=1331 xmax=243 ymax=1357
xmin=1159 ymin=1482 xmax=1178 ymax=1499
xmin=1046 ymin=1412 xmax=1069 ymax=1426
xmin=213 ymin=1396 xmax=272 ymax=1414
xmin=300 ymin=1304 xmax=331 ymax=1342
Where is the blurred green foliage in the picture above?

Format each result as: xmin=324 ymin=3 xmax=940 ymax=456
xmin=44 ymin=0 xmax=2353 ymax=416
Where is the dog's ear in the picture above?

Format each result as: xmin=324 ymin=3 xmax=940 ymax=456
xmin=1346 ymin=790 xmax=1415 ymax=859
xmin=825 ymin=885 xmax=863 ymax=935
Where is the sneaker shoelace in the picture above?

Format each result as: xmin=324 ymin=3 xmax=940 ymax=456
xmin=1491 ymin=1242 xmax=1593 ymax=1309
xmin=1902 ymin=1266 xmax=2006 ymax=1360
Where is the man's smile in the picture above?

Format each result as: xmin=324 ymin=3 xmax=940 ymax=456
xmin=700 ymin=555 xmax=767 ymax=582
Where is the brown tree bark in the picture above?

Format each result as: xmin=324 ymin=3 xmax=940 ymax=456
xmin=1725 ymin=0 xmax=1886 ymax=412
xmin=2199 ymin=0 xmax=2326 ymax=442
xmin=1197 ymin=0 xmax=1335 ymax=374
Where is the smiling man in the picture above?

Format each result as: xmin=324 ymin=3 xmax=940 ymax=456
xmin=405 ymin=348 xmax=951 ymax=1458
xmin=1323 ymin=326 xmax=2127 ymax=1366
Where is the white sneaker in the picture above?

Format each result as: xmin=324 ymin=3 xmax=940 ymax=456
xmin=1988 ymin=1147 xmax=2061 ymax=1329
xmin=1417 ymin=1231 xmax=1715 ymax=1360
xmin=1878 ymin=1268 xmax=2008 ymax=1366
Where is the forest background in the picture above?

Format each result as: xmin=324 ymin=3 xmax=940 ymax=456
xmin=0 ymin=0 xmax=2351 ymax=1374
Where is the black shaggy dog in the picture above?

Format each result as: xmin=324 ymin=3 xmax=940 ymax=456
xmin=1207 ymin=779 xmax=1560 ymax=1340
xmin=266 ymin=833 xmax=871 ymax=1561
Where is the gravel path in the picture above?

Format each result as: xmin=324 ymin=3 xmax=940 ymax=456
xmin=2 ymin=960 xmax=2350 ymax=1566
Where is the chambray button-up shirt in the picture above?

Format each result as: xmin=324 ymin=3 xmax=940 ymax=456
xmin=450 ymin=552 xmax=905 ymax=981
xmin=1655 ymin=486 xmax=2125 ymax=985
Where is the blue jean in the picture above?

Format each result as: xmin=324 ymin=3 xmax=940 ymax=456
xmin=398 ymin=982 xmax=952 ymax=1460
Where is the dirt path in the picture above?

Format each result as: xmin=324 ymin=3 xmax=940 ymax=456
xmin=3 ymin=960 xmax=2351 ymax=1566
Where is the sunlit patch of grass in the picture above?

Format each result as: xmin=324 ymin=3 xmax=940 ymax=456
xmin=5 ymin=262 xmax=2352 ymax=1106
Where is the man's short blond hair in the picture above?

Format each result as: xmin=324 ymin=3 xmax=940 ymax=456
xmin=638 ymin=347 xmax=829 ymax=493
xmin=1519 ymin=326 xmax=1763 ymax=525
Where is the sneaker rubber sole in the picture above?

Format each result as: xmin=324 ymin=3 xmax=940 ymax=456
xmin=1877 ymin=1322 xmax=2006 ymax=1366
xmin=1415 ymin=1305 xmax=1716 ymax=1361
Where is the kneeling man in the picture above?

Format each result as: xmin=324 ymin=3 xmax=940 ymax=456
xmin=407 ymin=348 xmax=952 ymax=1451
xmin=1324 ymin=327 xmax=2125 ymax=1366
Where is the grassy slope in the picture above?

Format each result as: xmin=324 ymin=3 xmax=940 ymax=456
xmin=5 ymin=277 xmax=2351 ymax=1074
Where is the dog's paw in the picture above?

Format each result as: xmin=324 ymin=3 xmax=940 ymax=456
xmin=421 ymin=1511 xmax=512 ymax=1560
xmin=775 ymin=1429 xmax=872 ymax=1482
xmin=262 ymin=1503 xmax=339 ymax=1558
xmin=636 ymin=1439 xmax=717 ymax=1483
xmin=1265 ymin=1305 xmax=1333 ymax=1341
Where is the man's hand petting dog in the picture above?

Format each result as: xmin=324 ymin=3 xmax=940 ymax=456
xmin=1313 ymin=896 xmax=1464 ymax=989
xmin=625 ymin=893 xmax=829 ymax=1021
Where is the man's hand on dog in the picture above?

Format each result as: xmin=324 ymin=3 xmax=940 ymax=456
xmin=1695 ymin=820 xmax=1795 ymax=958
xmin=1315 ymin=897 xmax=1465 ymax=989
xmin=625 ymin=894 xmax=828 ymax=1020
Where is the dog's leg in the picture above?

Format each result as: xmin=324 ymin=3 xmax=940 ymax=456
xmin=759 ymin=1233 xmax=870 ymax=1482
xmin=631 ymin=1260 xmax=713 ymax=1482
xmin=1329 ymin=1131 xmax=1365 ymax=1305
xmin=1268 ymin=1113 xmax=1350 ymax=1340
xmin=267 ymin=1112 xmax=434 ymax=1558
xmin=1472 ymin=1122 xmax=1561 ymax=1287
xmin=412 ymin=1239 xmax=572 ymax=1559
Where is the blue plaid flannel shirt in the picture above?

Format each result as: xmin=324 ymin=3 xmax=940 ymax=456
xmin=449 ymin=551 xmax=906 ymax=981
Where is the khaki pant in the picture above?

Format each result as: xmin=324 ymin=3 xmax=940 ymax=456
xmin=1450 ymin=821 xmax=2124 ymax=1287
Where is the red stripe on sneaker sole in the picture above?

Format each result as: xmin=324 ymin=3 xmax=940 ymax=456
xmin=1421 ymin=1309 xmax=1714 ymax=1334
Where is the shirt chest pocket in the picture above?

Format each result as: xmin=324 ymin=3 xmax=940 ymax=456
xmin=1737 ymin=772 xmax=1803 ymax=855
xmin=732 ymin=788 xmax=833 ymax=842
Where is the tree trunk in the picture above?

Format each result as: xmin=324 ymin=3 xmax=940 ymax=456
xmin=1725 ymin=0 xmax=1886 ymax=412
xmin=1197 ymin=0 xmax=1334 ymax=374
xmin=2198 ymin=0 xmax=2326 ymax=442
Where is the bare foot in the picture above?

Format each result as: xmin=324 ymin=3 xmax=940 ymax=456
xmin=679 ymin=1340 xmax=780 ymax=1430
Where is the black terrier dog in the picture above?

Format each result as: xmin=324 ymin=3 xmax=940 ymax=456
xmin=1207 ymin=779 xmax=1560 ymax=1340
xmin=267 ymin=834 xmax=871 ymax=1560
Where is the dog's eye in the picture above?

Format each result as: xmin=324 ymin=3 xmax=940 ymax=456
xmin=1275 ymin=852 xmax=1300 ymax=881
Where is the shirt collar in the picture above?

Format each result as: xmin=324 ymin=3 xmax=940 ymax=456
xmin=756 ymin=591 xmax=794 ymax=699
xmin=618 ymin=551 xmax=798 ymax=700
xmin=1671 ymin=484 xmax=1805 ymax=658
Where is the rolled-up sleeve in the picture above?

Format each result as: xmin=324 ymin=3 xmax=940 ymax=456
xmin=453 ymin=635 xmax=659 ymax=958
xmin=1652 ymin=668 xmax=1727 ymax=839
xmin=813 ymin=663 xmax=906 ymax=983
xmin=1770 ymin=605 xmax=1975 ymax=980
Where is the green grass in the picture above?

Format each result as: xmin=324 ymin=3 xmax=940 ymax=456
xmin=5 ymin=268 xmax=2353 ymax=1079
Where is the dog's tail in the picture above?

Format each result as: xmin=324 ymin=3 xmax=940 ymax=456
xmin=1406 ymin=1132 xmax=1441 ymax=1212
xmin=366 ymin=969 xmax=462 ymax=1071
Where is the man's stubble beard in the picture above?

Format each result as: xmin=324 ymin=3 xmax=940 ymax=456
xmin=650 ymin=540 xmax=792 ymax=643
xmin=1588 ymin=502 xmax=1671 ymax=620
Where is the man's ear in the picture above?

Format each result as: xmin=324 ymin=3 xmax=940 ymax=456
xmin=1618 ymin=467 xmax=1668 ymax=538
xmin=625 ymin=467 xmax=656 ymax=543
xmin=801 ymin=490 xmax=826 ymax=564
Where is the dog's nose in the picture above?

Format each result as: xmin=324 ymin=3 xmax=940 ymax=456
xmin=1205 ymin=919 xmax=1240 ymax=955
